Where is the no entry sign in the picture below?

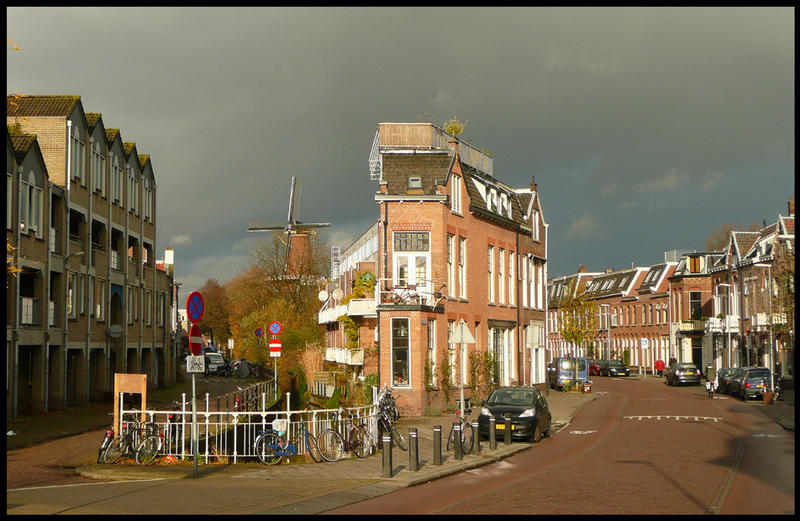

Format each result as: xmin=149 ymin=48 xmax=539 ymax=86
xmin=269 ymin=338 xmax=282 ymax=358
xmin=189 ymin=323 xmax=203 ymax=356
xmin=186 ymin=291 xmax=205 ymax=323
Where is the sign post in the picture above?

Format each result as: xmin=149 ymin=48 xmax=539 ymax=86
xmin=641 ymin=338 xmax=649 ymax=380
xmin=448 ymin=319 xmax=477 ymax=420
xmin=186 ymin=292 xmax=205 ymax=478
xmin=269 ymin=322 xmax=282 ymax=399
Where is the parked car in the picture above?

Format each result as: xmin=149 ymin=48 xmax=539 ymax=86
xmin=477 ymin=386 xmax=552 ymax=442
xmin=664 ymin=363 xmax=701 ymax=386
xmin=600 ymin=359 xmax=630 ymax=377
xmin=588 ymin=359 xmax=602 ymax=376
xmin=716 ymin=367 xmax=736 ymax=394
xmin=729 ymin=367 xmax=773 ymax=401
xmin=547 ymin=357 xmax=589 ymax=389
xmin=204 ymin=352 xmax=226 ymax=375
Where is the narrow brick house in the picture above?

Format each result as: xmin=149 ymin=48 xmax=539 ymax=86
xmin=7 ymin=95 xmax=175 ymax=419
xmin=319 ymin=123 xmax=548 ymax=416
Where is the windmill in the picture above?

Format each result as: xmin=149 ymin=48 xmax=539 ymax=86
xmin=247 ymin=177 xmax=331 ymax=277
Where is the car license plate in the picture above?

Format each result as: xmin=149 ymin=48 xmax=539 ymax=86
xmin=495 ymin=424 xmax=515 ymax=430
xmin=757 ymin=384 xmax=765 ymax=388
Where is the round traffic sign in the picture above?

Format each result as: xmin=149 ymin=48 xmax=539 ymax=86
xmin=255 ymin=328 xmax=264 ymax=337
xmin=189 ymin=323 xmax=203 ymax=356
xmin=268 ymin=339 xmax=282 ymax=352
xmin=269 ymin=322 xmax=283 ymax=335
xmin=186 ymin=291 xmax=205 ymax=323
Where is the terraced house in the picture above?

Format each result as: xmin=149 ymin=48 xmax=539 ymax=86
xmin=7 ymin=95 xmax=175 ymax=419
xmin=318 ymin=123 xmax=549 ymax=416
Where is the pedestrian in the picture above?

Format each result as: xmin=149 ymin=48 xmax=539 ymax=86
xmin=655 ymin=359 xmax=665 ymax=377
xmin=706 ymin=378 xmax=715 ymax=398
xmin=669 ymin=356 xmax=677 ymax=367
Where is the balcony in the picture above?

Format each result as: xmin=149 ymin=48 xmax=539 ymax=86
xmin=318 ymin=298 xmax=377 ymax=325
xmin=753 ymin=312 xmax=788 ymax=329
xmin=20 ymin=297 xmax=39 ymax=326
xmin=378 ymin=279 xmax=446 ymax=309
xmin=324 ymin=347 xmax=364 ymax=366
xmin=707 ymin=316 xmax=741 ymax=333
xmin=679 ymin=319 xmax=707 ymax=333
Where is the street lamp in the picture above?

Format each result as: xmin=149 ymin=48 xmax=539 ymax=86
xmin=753 ymin=263 xmax=775 ymax=392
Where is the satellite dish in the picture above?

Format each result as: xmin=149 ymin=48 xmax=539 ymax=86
xmin=318 ymin=290 xmax=329 ymax=302
xmin=332 ymin=288 xmax=344 ymax=301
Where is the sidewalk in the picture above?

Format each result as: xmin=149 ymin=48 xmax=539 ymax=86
xmin=74 ymin=390 xmax=596 ymax=513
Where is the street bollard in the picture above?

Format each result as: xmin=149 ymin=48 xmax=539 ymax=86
xmin=472 ymin=421 xmax=480 ymax=455
xmin=504 ymin=418 xmax=512 ymax=445
xmin=453 ymin=423 xmax=463 ymax=460
xmin=433 ymin=425 xmax=442 ymax=465
xmin=409 ymin=428 xmax=419 ymax=471
xmin=382 ymin=434 xmax=393 ymax=478
xmin=489 ymin=416 xmax=497 ymax=450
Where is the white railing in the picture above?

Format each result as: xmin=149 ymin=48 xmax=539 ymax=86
xmin=318 ymin=298 xmax=377 ymax=325
xmin=324 ymin=347 xmax=365 ymax=366
xmin=377 ymin=278 xmax=446 ymax=308
xmin=118 ymin=400 xmax=377 ymax=464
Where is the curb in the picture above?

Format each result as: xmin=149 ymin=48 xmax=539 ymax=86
xmin=404 ymin=444 xmax=530 ymax=487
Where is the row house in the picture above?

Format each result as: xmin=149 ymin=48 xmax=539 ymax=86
xmin=709 ymin=199 xmax=795 ymax=376
xmin=318 ymin=123 xmax=548 ymax=416
xmin=7 ymin=95 xmax=175 ymax=419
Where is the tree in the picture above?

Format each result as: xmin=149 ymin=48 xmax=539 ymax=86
xmin=705 ymin=221 xmax=761 ymax=251
xmin=556 ymin=278 xmax=599 ymax=382
xmin=197 ymin=278 xmax=230 ymax=346
xmin=443 ymin=116 xmax=468 ymax=137
xmin=771 ymin=238 xmax=795 ymax=351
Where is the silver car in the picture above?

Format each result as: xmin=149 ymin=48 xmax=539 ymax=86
xmin=665 ymin=363 xmax=702 ymax=386
xmin=204 ymin=352 xmax=226 ymax=375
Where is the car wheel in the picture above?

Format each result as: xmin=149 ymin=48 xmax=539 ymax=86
xmin=532 ymin=423 xmax=543 ymax=443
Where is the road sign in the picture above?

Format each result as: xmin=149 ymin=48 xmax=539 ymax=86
xmin=448 ymin=319 xmax=476 ymax=344
xmin=187 ymin=355 xmax=205 ymax=373
xmin=269 ymin=322 xmax=283 ymax=335
xmin=189 ymin=323 xmax=203 ymax=356
xmin=255 ymin=328 xmax=264 ymax=337
xmin=641 ymin=338 xmax=649 ymax=349
xmin=186 ymin=291 xmax=205 ymax=323
xmin=269 ymin=338 xmax=282 ymax=358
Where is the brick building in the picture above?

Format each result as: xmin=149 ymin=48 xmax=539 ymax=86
xmin=7 ymin=95 xmax=176 ymax=419
xmin=318 ymin=123 xmax=548 ymax=416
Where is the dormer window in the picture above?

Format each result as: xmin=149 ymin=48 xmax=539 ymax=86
xmin=408 ymin=177 xmax=422 ymax=189
xmin=451 ymin=175 xmax=462 ymax=214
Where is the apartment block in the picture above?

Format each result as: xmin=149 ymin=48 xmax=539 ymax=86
xmin=318 ymin=123 xmax=548 ymax=416
xmin=7 ymin=95 xmax=176 ymax=419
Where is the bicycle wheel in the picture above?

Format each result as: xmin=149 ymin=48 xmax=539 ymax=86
xmin=103 ymin=437 xmax=127 ymax=464
xmin=304 ymin=430 xmax=323 ymax=463
xmin=135 ymin=435 xmax=161 ymax=465
xmin=446 ymin=426 xmax=455 ymax=451
xmin=461 ymin=422 xmax=474 ymax=454
xmin=351 ymin=425 xmax=371 ymax=458
xmin=389 ymin=423 xmax=407 ymax=451
xmin=255 ymin=433 xmax=283 ymax=465
xmin=317 ymin=429 xmax=345 ymax=462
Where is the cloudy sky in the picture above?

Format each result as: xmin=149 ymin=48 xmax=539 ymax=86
xmin=8 ymin=7 xmax=794 ymax=295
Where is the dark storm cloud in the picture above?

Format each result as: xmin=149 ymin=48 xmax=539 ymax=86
xmin=7 ymin=7 xmax=793 ymax=292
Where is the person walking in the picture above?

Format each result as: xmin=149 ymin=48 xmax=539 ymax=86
xmin=706 ymin=378 xmax=715 ymax=398
xmin=655 ymin=359 xmax=665 ymax=378
xmin=669 ymin=356 xmax=677 ymax=367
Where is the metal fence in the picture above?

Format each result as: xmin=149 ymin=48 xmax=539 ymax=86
xmin=118 ymin=386 xmax=378 ymax=464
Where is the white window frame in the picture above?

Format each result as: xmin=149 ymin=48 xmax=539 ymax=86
xmin=79 ymin=274 xmax=85 ymax=315
xmin=522 ymin=256 xmax=528 ymax=308
xmin=532 ymin=209 xmax=540 ymax=241
xmin=392 ymin=231 xmax=430 ymax=290
xmin=448 ymin=321 xmax=457 ymax=383
xmin=427 ymin=319 xmax=436 ymax=387
xmin=458 ymin=237 xmax=467 ymax=299
xmin=111 ymin=155 xmax=122 ymax=204
xmin=499 ymin=249 xmax=505 ymax=305
xmin=509 ymin=252 xmax=516 ymax=306
xmin=451 ymin=175 xmax=462 ymax=214
xmin=91 ymin=140 xmax=106 ymax=195
xmin=68 ymin=272 xmax=77 ymax=319
xmin=488 ymin=246 xmax=495 ymax=303
xmin=447 ymin=234 xmax=455 ymax=298
xmin=96 ymin=281 xmax=105 ymax=321
xmin=71 ymin=126 xmax=85 ymax=185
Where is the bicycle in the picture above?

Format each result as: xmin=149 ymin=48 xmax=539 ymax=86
xmin=316 ymin=409 xmax=372 ymax=462
xmin=446 ymin=407 xmax=474 ymax=454
xmin=103 ymin=412 xmax=161 ymax=465
xmin=254 ymin=417 xmax=323 ymax=465
xmin=376 ymin=403 xmax=407 ymax=452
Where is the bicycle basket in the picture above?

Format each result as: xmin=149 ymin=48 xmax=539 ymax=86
xmin=272 ymin=418 xmax=288 ymax=435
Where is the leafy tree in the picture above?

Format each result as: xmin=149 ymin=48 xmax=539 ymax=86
xmin=705 ymin=221 xmax=761 ymax=251
xmin=443 ymin=116 xmax=468 ymax=137
xmin=197 ymin=278 xmax=230 ymax=346
xmin=556 ymin=278 xmax=599 ymax=381
xmin=771 ymin=238 xmax=795 ymax=349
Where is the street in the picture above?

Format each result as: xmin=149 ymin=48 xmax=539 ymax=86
xmin=6 ymin=377 xmax=794 ymax=514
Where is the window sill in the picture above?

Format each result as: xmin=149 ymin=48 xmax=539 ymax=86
xmin=451 ymin=211 xmax=464 ymax=218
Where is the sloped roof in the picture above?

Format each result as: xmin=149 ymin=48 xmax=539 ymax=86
xmin=123 ymin=142 xmax=137 ymax=159
xmin=779 ymin=215 xmax=794 ymax=236
xmin=584 ymin=268 xmax=638 ymax=298
xmin=138 ymin=154 xmax=150 ymax=168
xmin=85 ymin=112 xmax=102 ymax=131
xmin=461 ymin=161 xmax=526 ymax=226
xmin=105 ymin=128 xmax=121 ymax=146
xmin=7 ymin=94 xmax=81 ymax=117
xmin=9 ymin=133 xmax=38 ymax=163
xmin=732 ymin=231 xmax=759 ymax=259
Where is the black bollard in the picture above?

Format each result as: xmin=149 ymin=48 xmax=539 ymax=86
xmin=489 ymin=416 xmax=497 ymax=450
xmin=453 ymin=423 xmax=463 ymax=460
xmin=433 ymin=425 xmax=442 ymax=465
xmin=409 ymin=428 xmax=419 ymax=471
xmin=471 ymin=421 xmax=480 ymax=455
xmin=382 ymin=434 xmax=393 ymax=478
xmin=504 ymin=417 xmax=511 ymax=445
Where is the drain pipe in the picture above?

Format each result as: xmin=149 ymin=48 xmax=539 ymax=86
xmin=516 ymin=229 xmax=522 ymax=385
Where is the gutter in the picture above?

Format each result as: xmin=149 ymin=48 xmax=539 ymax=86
xmin=64 ymin=119 xmax=72 ymax=409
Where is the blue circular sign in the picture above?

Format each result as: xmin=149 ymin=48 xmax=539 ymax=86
xmin=269 ymin=322 xmax=283 ymax=335
xmin=255 ymin=328 xmax=264 ymax=337
xmin=186 ymin=291 xmax=204 ymax=323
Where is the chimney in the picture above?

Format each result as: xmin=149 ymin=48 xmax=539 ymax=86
xmin=447 ymin=136 xmax=459 ymax=157
xmin=530 ymin=176 xmax=537 ymax=192
xmin=789 ymin=197 xmax=795 ymax=216
xmin=578 ymin=264 xmax=586 ymax=273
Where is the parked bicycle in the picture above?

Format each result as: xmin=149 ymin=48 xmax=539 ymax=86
xmin=254 ymin=417 xmax=323 ymax=465
xmin=97 ymin=424 xmax=115 ymax=463
xmin=376 ymin=402 xmax=407 ymax=451
xmin=315 ymin=408 xmax=372 ymax=462
xmin=103 ymin=412 xmax=163 ymax=465
xmin=446 ymin=406 xmax=475 ymax=454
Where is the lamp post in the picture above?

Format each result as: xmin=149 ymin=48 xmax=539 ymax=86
xmin=63 ymin=250 xmax=85 ymax=408
xmin=753 ymin=263 xmax=774 ymax=392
